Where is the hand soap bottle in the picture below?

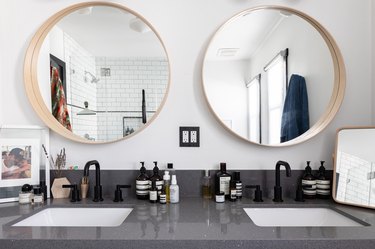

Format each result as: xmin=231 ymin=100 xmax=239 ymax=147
xmin=215 ymin=162 xmax=232 ymax=198
xmin=302 ymin=161 xmax=316 ymax=199
xmin=150 ymin=161 xmax=163 ymax=199
xmin=316 ymin=161 xmax=331 ymax=199
xmin=136 ymin=162 xmax=150 ymax=200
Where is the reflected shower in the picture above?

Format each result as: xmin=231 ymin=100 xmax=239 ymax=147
xmin=84 ymin=70 xmax=100 ymax=83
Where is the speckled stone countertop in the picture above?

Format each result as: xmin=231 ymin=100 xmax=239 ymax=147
xmin=1 ymin=197 xmax=375 ymax=249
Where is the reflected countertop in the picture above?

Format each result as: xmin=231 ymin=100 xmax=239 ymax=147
xmin=1 ymin=197 xmax=375 ymax=249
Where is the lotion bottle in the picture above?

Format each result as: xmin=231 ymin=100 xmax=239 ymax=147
xmin=215 ymin=163 xmax=231 ymax=198
xmin=170 ymin=175 xmax=179 ymax=203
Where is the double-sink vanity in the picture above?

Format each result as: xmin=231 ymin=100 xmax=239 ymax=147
xmin=2 ymin=1 xmax=373 ymax=248
xmin=1 ymin=197 xmax=375 ymax=249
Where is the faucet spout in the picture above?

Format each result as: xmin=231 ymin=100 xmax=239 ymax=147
xmin=83 ymin=160 xmax=103 ymax=202
xmin=273 ymin=160 xmax=292 ymax=202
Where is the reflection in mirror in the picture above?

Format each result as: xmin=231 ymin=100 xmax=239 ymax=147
xmin=36 ymin=4 xmax=169 ymax=142
xmin=202 ymin=7 xmax=340 ymax=146
xmin=333 ymin=127 xmax=375 ymax=209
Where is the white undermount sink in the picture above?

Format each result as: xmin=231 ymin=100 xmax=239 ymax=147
xmin=13 ymin=208 xmax=133 ymax=227
xmin=244 ymin=208 xmax=365 ymax=227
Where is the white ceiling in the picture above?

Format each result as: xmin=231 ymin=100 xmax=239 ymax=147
xmin=205 ymin=9 xmax=284 ymax=61
xmin=56 ymin=6 xmax=166 ymax=57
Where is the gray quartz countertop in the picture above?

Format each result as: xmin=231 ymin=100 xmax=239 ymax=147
xmin=1 ymin=197 xmax=375 ymax=249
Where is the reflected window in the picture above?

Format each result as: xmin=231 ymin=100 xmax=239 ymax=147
xmin=247 ymin=74 xmax=261 ymax=143
xmin=264 ymin=49 xmax=288 ymax=144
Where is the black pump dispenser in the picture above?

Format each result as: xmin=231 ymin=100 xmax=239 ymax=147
xmin=150 ymin=161 xmax=163 ymax=199
xmin=136 ymin=162 xmax=150 ymax=200
xmin=302 ymin=161 xmax=316 ymax=199
xmin=316 ymin=161 xmax=331 ymax=199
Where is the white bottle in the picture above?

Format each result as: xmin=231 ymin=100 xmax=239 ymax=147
xmin=170 ymin=175 xmax=179 ymax=204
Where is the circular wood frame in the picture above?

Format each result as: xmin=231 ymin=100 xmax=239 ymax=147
xmin=202 ymin=6 xmax=346 ymax=147
xmin=24 ymin=2 xmax=171 ymax=144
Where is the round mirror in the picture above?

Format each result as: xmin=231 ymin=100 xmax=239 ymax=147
xmin=202 ymin=6 xmax=345 ymax=146
xmin=24 ymin=2 xmax=170 ymax=143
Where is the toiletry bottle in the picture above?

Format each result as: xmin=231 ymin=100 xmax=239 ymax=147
xmin=316 ymin=161 xmax=331 ymax=199
xmin=160 ymin=185 xmax=167 ymax=204
xmin=163 ymin=170 xmax=171 ymax=203
xmin=170 ymin=175 xmax=179 ymax=204
xmin=149 ymin=180 xmax=158 ymax=203
xmin=202 ymin=170 xmax=212 ymax=199
xmin=233 ymin=171 xmax=242 ymax=199
xmin=150 ymin=161 xmax=163 ymax=199
xmin=33 ymin=187 xmax=44 ymax=205
xmin=136 ymin=161 xmax=150 ymax=200
xmin=229 ymin=180 xmax=237 ymax=202
xmin=215 ymin=162 xmax=232 ymax=198
xmin=19 ymin=184 xmax=33 ymax=204
xmin=302 ymin=161 xmax=317 ymax=199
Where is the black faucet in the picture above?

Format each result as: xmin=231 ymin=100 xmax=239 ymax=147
xmin=62 ymin=184 xmax=81 ymax=202
xmin=273 ymin=160 xmax=291 ymax=202
xmin=83 ymin=160 xmax=103 ymax=202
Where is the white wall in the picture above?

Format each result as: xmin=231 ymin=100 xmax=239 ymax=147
xmin=204 ymin=60 xmax=248 ymax=138
xmin=0 ymin=0 xmax=372 ymax=170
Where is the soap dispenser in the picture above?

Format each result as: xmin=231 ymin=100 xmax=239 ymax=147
xmin=316 ymin=161 xmax=331 ymax=199
xmin=150 ymin=161 xmax=163 ymax=199
xmin=302 ymin=161 xmax=316 ymax=199
xmin=136 ymin=162 xmax=150 ymax=200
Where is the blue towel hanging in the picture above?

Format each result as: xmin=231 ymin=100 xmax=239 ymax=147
xmin=280 ymin=74 xmax=309 ymax=142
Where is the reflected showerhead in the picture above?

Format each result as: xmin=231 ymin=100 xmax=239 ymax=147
xmin=84 ymin=71 xmax=100 ymax=83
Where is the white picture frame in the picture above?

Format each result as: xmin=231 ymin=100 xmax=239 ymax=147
xmin=0 ymin=125 xmax=50 ymax=203
xmin=1 ymin=139 xmax=40 ymax=187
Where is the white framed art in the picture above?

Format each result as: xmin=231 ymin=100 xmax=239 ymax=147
xmin=0 ymin=125 xmax=50 ymax=203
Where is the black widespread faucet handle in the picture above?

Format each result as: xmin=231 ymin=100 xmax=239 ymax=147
xmin=245 ymin=185 xmax=263 ymax=202
xmin=62 ymin=184 xmax=81 ymax=202
xmin=113 ymin=185 xmax=131 ymax=202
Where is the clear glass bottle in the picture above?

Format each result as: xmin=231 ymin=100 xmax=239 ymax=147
xmin=163 ymin=170 xmax=170 ymax=203
xmin=136 ymin=161 xmax=149 ymax=200
xmin=19 ymin=184 xmax=33 ymax=205
xmin=202 ymin=170 xmax=212 ymax=199
xmin=215 ymin=163 xmax=231 ymax=198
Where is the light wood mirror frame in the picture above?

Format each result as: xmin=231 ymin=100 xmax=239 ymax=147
xmin=332 ymin=126 xmax=375 ymax=210
xmin=201 ymin=6 xmax=346 ymax=147
xmin=24 ymin=2 xmax=170 ymax=144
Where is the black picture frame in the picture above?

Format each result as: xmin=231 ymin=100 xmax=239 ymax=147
xmin=49 ymin=54 xmax=67 ymax=97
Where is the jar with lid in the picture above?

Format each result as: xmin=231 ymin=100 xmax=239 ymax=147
xmin=19 ymin=184 xmax=33 ymax=204
xmin=33 ymin=187 xmax=44 ymax=204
